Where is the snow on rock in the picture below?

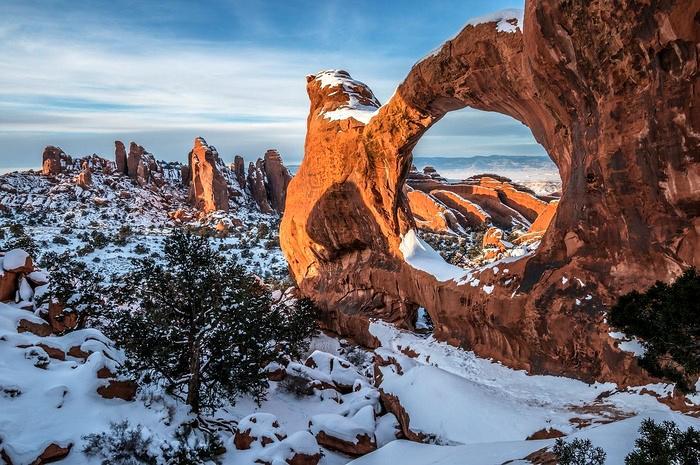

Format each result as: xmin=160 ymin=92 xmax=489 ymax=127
xmin=313 ymin=70 xmax=381 ymax=125
xmin=609 ymin=331 xmax=647 ymax=357
xmin=0 ymin=302 xmax=187 ymax=465
xmin=466 ymin=8 xmax=524 ymax=33
xmin=309 ymin=405 xmax=377 ymax=456
xmin=286 ymin=350 xmax=365 ymax=393
xmin=347 ymin=439 xmax=548 ymax=465
xmin=250 ymin=431 xmax=321 ymax=465
xmin=374 ymin=413 xmax=401 ymax=448
xmin=377 ymin=362 xmax=557 ymax=444
xmin=399 ymin=230 xmax=467 ymax=282
xmin=369 ymin=320 xmax=696 ymax=449
xmin=349 ymin=399 xmax=700 ymax=465
xmin=417 ymin=8 xmax=524 ymax=64
xmin=234 ymin=413 xmax=287 ymax=450
xmin=2 ymin=249 xmax=31 ymax=273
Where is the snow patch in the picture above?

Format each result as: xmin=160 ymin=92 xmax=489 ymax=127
xmin=399 ymin=230 xmax=467 ymax=282
xmin=466 ymin=8 xmax=524 ymax=33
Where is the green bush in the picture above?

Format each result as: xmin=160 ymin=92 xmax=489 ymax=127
xmin=609 ymin=268 xmax=699 ymax=392
xmin=82 ymin=420 xmax=223 ymax=465
xmin=553 ymin=438 xmax=606 ymax=465
xmin=625 ymin=418 xmax=700 ymax=464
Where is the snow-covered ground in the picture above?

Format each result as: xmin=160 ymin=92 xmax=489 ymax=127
xmin=1 ymin=167 xmax=698 ymax=465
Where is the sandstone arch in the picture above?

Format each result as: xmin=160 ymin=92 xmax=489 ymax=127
xmin=281 ymin=1 xmax=700 ymax=384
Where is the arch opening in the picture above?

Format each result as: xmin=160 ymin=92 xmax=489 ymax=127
xmin=401 ymin=108 xmax=562 ymax=277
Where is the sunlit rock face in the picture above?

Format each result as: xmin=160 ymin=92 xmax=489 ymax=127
xmin=187 ymin=137 xmax=230 ymax=213
xmin=42 ymin=146 xmax=71 ymax=176
xmin=281 ymin=1 xmax=699 ymax=384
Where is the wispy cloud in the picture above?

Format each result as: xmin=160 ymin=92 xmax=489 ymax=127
xmin=0 ymin=0 xmax=541 ymax=167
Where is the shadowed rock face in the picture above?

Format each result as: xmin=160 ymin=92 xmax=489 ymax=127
xmin=115 ymin=141 xmax=128 ymax=175
xmin=187 ymin=137 xmax=229 ymax=213
xmin=247 ymin=161 xmax=273 ymax=214
xmin=281 ymin=1 xmax=700 ymax=384
xmin=233 ymin=155 xmax=247 ymax=190
xmin=263 ymin=149 xmax=293 ymax=213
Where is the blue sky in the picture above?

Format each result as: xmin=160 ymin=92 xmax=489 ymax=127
xmin=0 ymin=0 xmax=543 ymax=170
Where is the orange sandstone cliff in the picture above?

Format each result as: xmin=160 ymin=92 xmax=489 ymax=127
xmin=280 ymin=1 xmax=700 ymax=384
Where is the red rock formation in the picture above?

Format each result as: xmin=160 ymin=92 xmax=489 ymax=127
xmin=482 ymin=227 xmax=507 ymax=259
xmin=97 ymin=379 xmax=137 ymax=401
xmin=180 ymin=164 xmax=191 ymax=187
xmin=233 ymin=155 xmax=247 ymax=190
xmin=262 ymin=149 xmax=293 ymax=213
xmin=76 ymin=161 xmax=92 ymax=188
xmin=29 ymin=443 xmax=72 ymax=465
xmin=0 ymin=272 xmax=17 ymax=301
xmin=41 ymin=146 xmax=70 ymax=176
xmin=313 ymin=431 xmax=376 ymax=457
xmin=115 ymin=141 xmax=128 ymax=175
xmin=529 ymin=200 xmax=558 ymax=234
xmin=281 ymin=1 xmax=700 ymax=384
xmin=126 ymin=142 xmax=145 ymax=180
xmin=125 ymin=142 xmax=164 ymax=187
xmin=247 ymin=161 xmax=273 ymax=214
xmin=46 ymin=302 xmax=78 ymax=334
xmin=187 ymin=137 xmax=229 ymax=213
xmin=477 ymin=176 xmax=547 ymax=222
xmin=406 ymin=188 xmax=460 ymax=234
xmin=430 ymin=190 xmax=491 ymax=229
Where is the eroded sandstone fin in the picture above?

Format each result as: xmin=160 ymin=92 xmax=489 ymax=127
xmin=281 ymin=0 xmax=700 ymax=385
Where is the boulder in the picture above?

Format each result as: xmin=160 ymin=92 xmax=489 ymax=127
xmin=233 ymin=413 xmax=286 ymax=450
xmin=309 ymin=405 xmax=377 ymax=456
xmin=29 ymin=443 xmax=72 ymax=465
xmin=17 ymin=319 xmax=52 ymax=337
xmin=0 ymin=271 xmax=17 ymax=302
xmin=187 ymin=137 xmax=229 ymax=213
xmin=97 ymin=379 xmax=137 ymax=401
xmin=46 ymin=302 xmax=79 ymax=334
xmin=302 ymin=351 xmax=362 ymax=393
xmin=281 ymin=0 xmax=699 ymax=384
xmin=2 ymin=250 xmax=32 ymax=273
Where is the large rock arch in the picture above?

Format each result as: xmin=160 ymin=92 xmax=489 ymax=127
xmin=281 ymin=0 xmax=699 ymax=384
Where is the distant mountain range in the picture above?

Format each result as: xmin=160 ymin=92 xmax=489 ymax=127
xmin=411 ymin=155 xmax=561 ymax=195
xmin=413 ymin=155 xmax=557 ymax=178
xmin=290 ymin=155 xmax=560 ymax=184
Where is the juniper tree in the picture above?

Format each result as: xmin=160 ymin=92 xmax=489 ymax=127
xmin=609 ymin=268 xmax=699 ymax=392
xmin=39 ymin=251 xmax=104 ymax=332
xmin=107 ymin=229 xmax=316 ymax=413
xmin=625 ymin=418 xmax=700 ymax=465
xmin=553 ymin=438 xmax=606 ymax=465
xmin=2 ymin=223 xmax=39 ymax=258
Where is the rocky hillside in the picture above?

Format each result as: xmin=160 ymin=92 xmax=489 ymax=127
xmin=29 ymin=137 xmax=292 ymax=222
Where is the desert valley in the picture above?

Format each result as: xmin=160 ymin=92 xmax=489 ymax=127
xmin=0 ymin=1 xmax=699 ymax=464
